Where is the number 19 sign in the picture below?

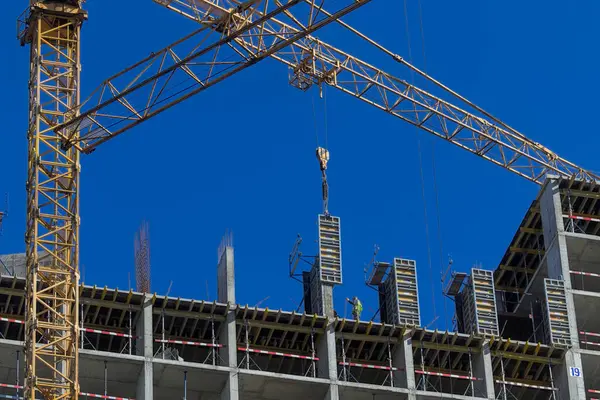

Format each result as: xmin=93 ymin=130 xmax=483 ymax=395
xmin=570 ymin=367 xmax=581 ymax=377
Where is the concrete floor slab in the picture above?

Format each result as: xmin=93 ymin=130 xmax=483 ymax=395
xmin=239 ymin=369 xmax=329 ymax=400
xmin=415 ymin=391 xmax=486 ymax=400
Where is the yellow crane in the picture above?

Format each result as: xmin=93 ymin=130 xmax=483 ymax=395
xmin=16 ymin=0 xmax=600 ymax=398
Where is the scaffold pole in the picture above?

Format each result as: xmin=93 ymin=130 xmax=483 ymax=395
xmin=128 ymin=308 xmax=132 ymax=355
xmin=387 ymin=340 xmax=394 ymax=387
xmin=340 ymin=335 xmax=348 ymax=382
xmin=310 ymin=328 xmax=317 ymax=378
xmin=184 ymin=370 xmax=188 ymax=400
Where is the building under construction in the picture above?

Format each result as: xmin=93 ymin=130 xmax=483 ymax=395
xmin=1 ymin=175 xmax=599 ymax=399
xmin=8 ymin=0 xmax=600 ymax=398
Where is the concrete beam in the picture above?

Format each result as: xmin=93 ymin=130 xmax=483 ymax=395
xmin=240 ymin=319 xmax=325 ymax=334
xmin=152 ymin=308 xmax=225 ymax=321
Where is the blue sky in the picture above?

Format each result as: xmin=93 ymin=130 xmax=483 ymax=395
xmin=1 ymin=1 xmax=600 ymax=331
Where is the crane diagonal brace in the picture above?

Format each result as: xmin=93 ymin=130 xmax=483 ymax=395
xmin=54 ymin=0 xmax=371 ymax=153
xmin=158 ymin=0 xmax=600 ymax=184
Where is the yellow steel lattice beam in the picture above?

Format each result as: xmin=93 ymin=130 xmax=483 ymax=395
xmin=157 ymin=0 xmax=599 ymax=185
xmin=53 ymin=0 xmax=371 ymax=153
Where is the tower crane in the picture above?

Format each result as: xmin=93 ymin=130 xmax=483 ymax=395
xmin=16 ymin=0 xmax=599 ymax=399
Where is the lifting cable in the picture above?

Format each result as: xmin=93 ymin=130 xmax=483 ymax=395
xmin=402 ymin=0 xmax=437 ymax=325
xmin=414 ymin=0 xmax=448 ymax=330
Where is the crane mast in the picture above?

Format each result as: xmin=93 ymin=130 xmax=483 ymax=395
xmin=18 ymin=1 xmax=86 ymax=399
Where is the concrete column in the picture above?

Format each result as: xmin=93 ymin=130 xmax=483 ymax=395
xmin=317 ymin=323 xmax=337 ymax=380
xmin=553 ymin=350 xmax=585 ymax=400
xmin=322 ymin=284 xmax=335 ymax=319
xmin=217 ymin=244 xmax=239 ymax=400
xmin=317 ymin=322 xmax=338 ymax=400
xmin=472 ymin=341 xmax=494 ymax=399
xmin=136 ymin=294 xmax=153 ymax=400
xmin=392 ymin=331 xmax=416 ymax=399
xmin=540 ymin=176 xmax=586 ymax=399
xmin=324 ymin=384 xmax=339 ymax=400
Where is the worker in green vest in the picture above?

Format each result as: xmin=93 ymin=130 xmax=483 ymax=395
xmin=346 ymin=296 xmax=363 ymax=320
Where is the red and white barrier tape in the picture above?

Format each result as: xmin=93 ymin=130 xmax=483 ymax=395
xmin=415 ymin=370 xmax=478 ymax=381
xmin=570 ymin=270 xmax=600 ymax=278
xmin=0 ymin=318 xmax=23 ymax=324
xmin=0 ymin=383 xmax=22 ymax=389
xmin=580 ymin=340 xmax=600 ymax=348
xmin=155 ymin=339 xmax=222 ymax=348
xmin=0 ymin=383 xmax=134 ymax=399
xmin=564 ymin=214 xmax=600 ymax=223
xmin=237 ymin=347 xmax=318 ymax=361
xmin=80 ymin=393 xmax=134 ymax=400
xmin=496 ymin=380 xmax=557 ymax=391
xmin=580 ymin=331 xmax=600 ymax=338
xmin=339 ymin=361 xmax=397 ymax=371
xmin=82 ymin=328 xmax=133 ymax=338
xmin=589 ymin=389 xmax=600 ymax=394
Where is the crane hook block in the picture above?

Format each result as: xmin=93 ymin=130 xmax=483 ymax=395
xmin=316 ymin=147 xmax=330 ymax=171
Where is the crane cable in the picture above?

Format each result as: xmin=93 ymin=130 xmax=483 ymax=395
xmin=402 ymin=0 xmax=438 ymax=326
xmin=414 ymin=0 xmax=448 ymax=331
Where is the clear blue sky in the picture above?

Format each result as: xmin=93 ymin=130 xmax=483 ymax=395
xmin=1 ymin=1 xmax=600 ymax=331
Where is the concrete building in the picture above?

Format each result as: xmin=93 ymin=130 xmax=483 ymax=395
xmin=0 ymin=176 xmax=599 ymax=399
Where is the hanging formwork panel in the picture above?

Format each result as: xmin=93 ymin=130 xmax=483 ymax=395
xmin=462 ymin=269 xmax=499 ymax=336
xmin=543 ymin=279 xmax=571 ymax=346
xmin=383 ymin=258 xmax=421 ymax=326
xmin=318 ymin=214 xmax=342 ymax=284
xmin=309 ymin=265 xmax=324 ymax=316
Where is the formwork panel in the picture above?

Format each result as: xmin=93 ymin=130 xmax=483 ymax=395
xmin=309 ymin=265 xmax=323 ymax=316
xmin=462 ymin=269 xmax=499 ymax=336
xmin=543 ymin=279 xmax=571 ymax=346
xmin=318 ymin=214 xmax=342 ymax=284
xmin=383 ymin=258 xmax=420 ymax=326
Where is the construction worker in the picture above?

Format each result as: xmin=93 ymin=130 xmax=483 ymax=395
xmin=346 ymin=296 xmax=363 ymax=320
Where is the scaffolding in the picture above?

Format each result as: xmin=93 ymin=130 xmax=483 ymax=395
xmin=238 ymin=320 xmax=318 ymax=377
xmin=337 ymin=335 xmax=398 ymax=387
